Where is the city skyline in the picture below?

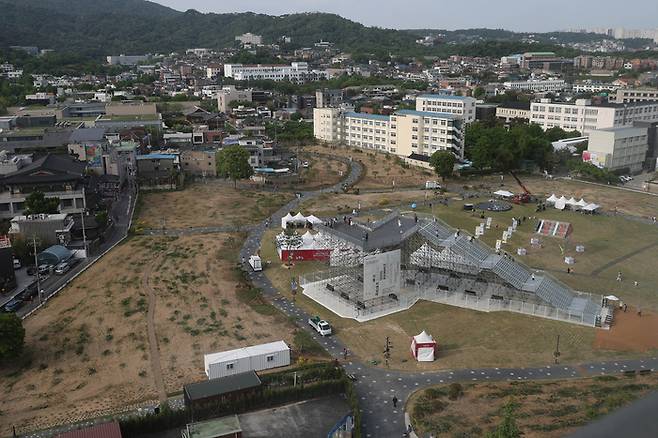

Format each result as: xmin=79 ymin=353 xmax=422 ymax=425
xmin=154 ymin=0 xmax=658 ymax=32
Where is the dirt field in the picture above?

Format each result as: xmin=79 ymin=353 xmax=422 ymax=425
xmin=408 ymin=373 xmax=658 ymax=437
xmin=308 ymin=144 xmax=435 ymax=189
xmin=296 ymin=153 xmax=349 ymax=189
xmin=595 ymin=309 xmax=658 ymax=352
xmin=299 ymin=190 xmax=438 ymax=217
xmin=136 ymin=183 xmax=291 ymax=230
xmin=0 ymin=234 xmax=295 ymax=435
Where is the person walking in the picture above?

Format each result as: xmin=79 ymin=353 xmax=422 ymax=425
xmin=616 ymin=272 xmax=622 ymax=282
xmin=392 ymin=396 xmax=398 ymax=408
xmin=638 ymin=307 xmax=642 ymax=317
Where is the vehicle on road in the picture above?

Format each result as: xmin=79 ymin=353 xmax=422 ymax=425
xmin=54 ymin=262 xmax=70 ymax=275
xmin=424 ymin=181 xmax=441 ymax=190
xmin=302 ymin=161 xmax=309 ymax=168
xmin=19 ymin=283 xmax=39 ymax=301
xmin=308 ymin=316 xmax=332 ymax=336
xmin=248 ymin=255 xmax=262 ymax=272
xmin=27 ymin=265 xmax=37 ymax=276
xmin=13 ymin=258 xmax=21 ymax=269
xmin=38 ymin=264 xmax=51 ymax=275
xmin=3 ymin=298 xmax=24 ymax=313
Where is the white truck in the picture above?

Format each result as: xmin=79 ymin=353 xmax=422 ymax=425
xmin=425 ymin=181 xmax=441 ymax=190
xmin=308 ymin=316 xmax=332 ymax=336
xmin=248 ymin=255 xmax=262 ymax=272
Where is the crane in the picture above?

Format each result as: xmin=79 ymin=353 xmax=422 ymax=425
xmin=510 ymin=171 xmax=532 ymax=204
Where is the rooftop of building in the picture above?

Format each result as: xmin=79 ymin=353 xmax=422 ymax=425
xmin=97 ymin=114 xmax=160 ymax=121
xmin=184 ymin=371 xmax=261 ymax=402
xmin=183 ymin=415 xmax=242 ymax=438
xmin=418 ymin=94 xmax=474 ymax=101
xmin=395 ymin=109 xmax=459 ymax=120
xmin=497 ymin=101 xmax=532 ymax=110
xmin=344 ymin=112 xmax=390 ymax=121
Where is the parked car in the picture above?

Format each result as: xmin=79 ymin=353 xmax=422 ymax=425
xmin=54 ymin=262 xmax=70 ymax=275
xmin=13 ymin=258 xmax=21 ymax=269
xmin=308 ymin=316 xmax=332 ymax=336
xmin=302 ymin=161 xmax=309 ymax=168
xmin=38 ymin=264 xmax=51 ymax=275
xmin=3 ymin=298 xmax=24 ymax=313
xmin=19 ymin=283 xmax=39 ymax=301
xmin=26 ymin=265 xmax=37 ymax=276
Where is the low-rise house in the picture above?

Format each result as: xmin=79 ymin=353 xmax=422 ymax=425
xmin=181 ymin=149 xmax=217 ymax=177
xmin=136 ymin=153 xmax=181 ymax=189
xmin=0 ymin=154 xmax=87 ymax=219
xmin=9 ymin=213 xmax=75 ymax=246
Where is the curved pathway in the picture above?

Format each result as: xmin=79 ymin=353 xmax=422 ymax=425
xmin=142 ymin=255 xmax=168 ymax=403
xmin=239 ymin=161 xmax=658 ymax=437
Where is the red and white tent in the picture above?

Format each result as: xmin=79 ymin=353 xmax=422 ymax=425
xmin=410 ymin=331 xmax=436 ymax=362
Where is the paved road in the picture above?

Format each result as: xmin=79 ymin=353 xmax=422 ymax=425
xmin=237 ymin=160 xmax=658 ymax=437
xmin=16 ymin=182 xmax=137 ymax=319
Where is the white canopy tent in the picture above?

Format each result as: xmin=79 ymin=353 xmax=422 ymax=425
xmin=306 ymin=215 xmax=324 ymax=226
xmin=281 ymin=213 xmax=294 ymax=229
xmin=291 ymin=212 xmax=307 ymax=224
xmin=494 ymin=190 xmax=515 ymax=199
xmin=566 ymin=197 xmax=578 ymax=206
xmin=546 ymin=194 xmax=558 ymax=204
xmin=410 ymin=331 xmax=436 ymax=362
xmin=576 ymin=198 xmax=588 ymax=208
xmin=582 ymin=203 xmax=600 ymax=213
xmin=555 ymin=197 xmax=567 ymax=210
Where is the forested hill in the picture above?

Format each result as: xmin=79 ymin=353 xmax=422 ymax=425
xmin=0 ymin=0 xmax=420 ymax=56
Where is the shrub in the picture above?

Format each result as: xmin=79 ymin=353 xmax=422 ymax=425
xmin=448 ymin=383 xmax=464 ymax=400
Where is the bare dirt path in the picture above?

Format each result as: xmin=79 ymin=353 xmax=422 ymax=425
xmin=142 ymin=255 xmax=167 ymax=402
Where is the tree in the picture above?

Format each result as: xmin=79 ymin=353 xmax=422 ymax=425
xmin=0 ymin=312 xmax=25 ymax=360
xmin=280 ymin=227 xmax=303 ymax=266
xmin=486 ymin=401 xmax=521 ymax=438
xmin=429 ymin=151 xmax=456 ymax=181
xmin=24 ymin=191 xmax=60 ymax=215
xmin=216 ymin=145 xmax=254 ymax=188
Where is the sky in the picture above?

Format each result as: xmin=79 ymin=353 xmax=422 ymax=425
xmin=153 ymin=0 xmax=658 ymax=32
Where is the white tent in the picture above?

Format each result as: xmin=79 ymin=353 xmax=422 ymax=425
xmin=555 ymin=197 xmax=567 ymax=210
xmin=306 ymin=215 xmax=324 ymax=226
xmin=566 ymin=197 xmax=578 ymax=206
xmin=546 ymin=194 xmax=558 ymax=204
xmin=410 ymin=331 xmax=436 ymax=362
xmin=281 ymin=213 xmax=294 ymax=229
xmin=494 ymin=190 xmax=515 ymax=198
xmin=301 ymin=231 xmax=315 ymax=245
xmin=576 ymin=198 xmax=588 ymax=207
xmin=290 ymin=212 xmax=307 ymax=225
xmin=582 ymin=203 xmax=600 ymax=212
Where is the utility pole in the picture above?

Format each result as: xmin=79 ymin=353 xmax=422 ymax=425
xmin=384 ymin=336 xmax=392 ymax=368
xmin=80 ymin=210 xmax=87 ymax=256
xmin=32 ymin=235 xmax=41 ymax=305
xmin=554 ymin=334 xmax=561 ymax=364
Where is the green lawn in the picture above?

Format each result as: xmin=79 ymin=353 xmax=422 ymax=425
xmin=415 ymin=199 xmax=658 ymax=311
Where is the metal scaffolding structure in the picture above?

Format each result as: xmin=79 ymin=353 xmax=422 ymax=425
xmin=300 ymin=213 xmax=608 ymax=327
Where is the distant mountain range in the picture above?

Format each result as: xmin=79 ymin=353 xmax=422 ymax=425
xmin=0 ymin=0 xmax=633 ymax=59
xmin=0 ymin=0 xmax=422 ymax=56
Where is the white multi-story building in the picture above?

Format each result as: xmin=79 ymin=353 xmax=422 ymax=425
xmin=416 ymin=94 xmax=476 ymax=124
xmin=216 ymin=86 xmax=253 ymax=113
xmin=585 ymin=126 xmax=649 ymax=173
xmin=529 ymin=98 xmax=658 ymax=135
xmin=223 ymin=63 xmax=329 ymax=83
xmin=313 ymin=108 xmax=465 ymax=159
xmin=235 ymin=33 xmax=263 ymax=46
xmin=615 ymin=88 xmax=658 ymax=104
xmin=503 ymin=79 xmax=567 ymax=93
xmin=573 ymin=81 xmax=622 ymax=94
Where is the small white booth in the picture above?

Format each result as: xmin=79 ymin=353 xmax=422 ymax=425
xmin=411 ymin=331 xmax=437 ymax=362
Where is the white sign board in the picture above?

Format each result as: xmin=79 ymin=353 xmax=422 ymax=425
xmin=363 ymin=249 xmax=401 ymax=300
xmin=486 ymin=217 xmax=492 ymax=229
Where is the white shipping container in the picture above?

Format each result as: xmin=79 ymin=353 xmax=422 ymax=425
xmin=204 ymin=340 xmax=291 ymax=379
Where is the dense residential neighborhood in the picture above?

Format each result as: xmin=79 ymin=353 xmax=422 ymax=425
xmin=1 ymin=1 xmax=658 ymax=438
